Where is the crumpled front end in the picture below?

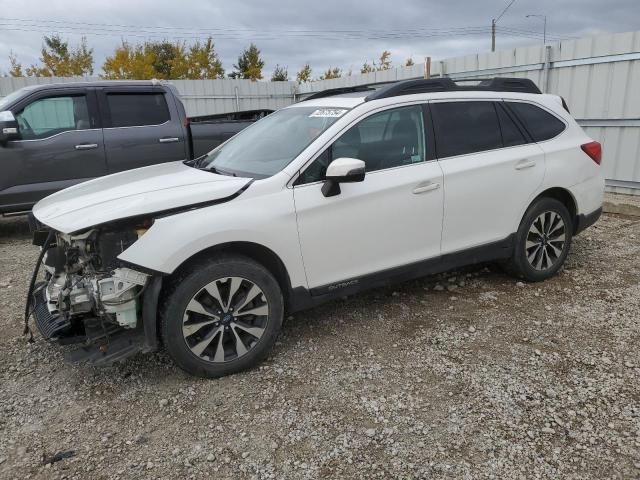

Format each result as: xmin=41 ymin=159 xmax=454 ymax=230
xmin=28 ymin=221 xmax=160 ymax=365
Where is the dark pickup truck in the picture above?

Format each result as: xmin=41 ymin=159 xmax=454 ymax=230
xmin=0 ymin=80 xmax=271 ymax=214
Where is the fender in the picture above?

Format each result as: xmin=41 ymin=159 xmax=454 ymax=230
xmin=117 ymin=183 xmax=309 ymax=291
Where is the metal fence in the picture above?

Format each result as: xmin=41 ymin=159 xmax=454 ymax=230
xmin=0 ymin=76 xmax=297 ymax=115
xmin=1 ymin=29 xmax=639 ymax=194
xmin=297 ymin=31 xmax=640 ymax=196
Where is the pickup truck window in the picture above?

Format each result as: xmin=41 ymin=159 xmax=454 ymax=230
xmin=16 ymin=95 xmax=90 ymax=140
xmin=106 ymin=93 xmax=170 ymax=128
xmin=198 ymin=106 xmax=348 ymax=178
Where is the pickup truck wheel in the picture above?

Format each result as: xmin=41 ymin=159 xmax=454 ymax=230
xmin=160 ymin=255 xmax=283 ymax=378
xmin=509 ymin=197 xmax=573 ymax=282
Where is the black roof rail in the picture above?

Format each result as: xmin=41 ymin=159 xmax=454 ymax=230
xmin=302 ymin=85 xmax=376 ymax=101
xmin=365 ymin=77 xmax=541 ymax=101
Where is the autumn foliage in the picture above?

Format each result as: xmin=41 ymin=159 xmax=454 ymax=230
xmin=8 ymin=35 xmax=401 ymax=83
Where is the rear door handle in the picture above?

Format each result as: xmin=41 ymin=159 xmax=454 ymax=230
xmin=159 ymin=137 xmax=180 ymax=144
xmin=515 ymin=159 xmax=536 ymax=170
xmin=413 ymin=182 xmax=441 ymax=194
xmin=75 ymin=143 xmax=98 ymax=150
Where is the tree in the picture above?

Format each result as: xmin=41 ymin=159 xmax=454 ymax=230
xmin=361 ymin=62 xmax=375 ymax=74
xmin=8 ymin=51 xmax=23 ymax=77
xmin=229 ymin=43 xmax=264 ymax=81
xmin=361 ymin=51 xmax=393 ymax=74
xmin=271 ymin=64 xmax=288 ymax=81
xmin=25 ymin=35 xmax=94 ymax=77
xmin=296 ymin=63 xmax=312 ymax=84
xmin=377 ymin=50 xmax=392 ymax=70
xmin=102 ymin=41 xmax=157 ymax=80
xmin=102 ymin=38 xmax=224 ymax=80
xmin=184 ymin=38 xmax=224 ymax=79
xmin=147 ymin=41 xmax=189 ymax=79
xmin=405 ymin=57 xmax=415 ymax=67
xmin=319 ymin=67 xmax=342 ymax=80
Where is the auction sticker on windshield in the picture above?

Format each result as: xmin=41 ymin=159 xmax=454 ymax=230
xmin=309 ymin=109 xmax=348 ymax=118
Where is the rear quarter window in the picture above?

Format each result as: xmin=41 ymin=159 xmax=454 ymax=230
xmin=506 ymin=102 xmax=565 ymax=142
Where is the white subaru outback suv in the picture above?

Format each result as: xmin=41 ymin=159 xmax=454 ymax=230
xmin=27 ymin=77 xmax=603 ymax=377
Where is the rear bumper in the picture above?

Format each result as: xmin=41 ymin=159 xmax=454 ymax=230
xmin=575 ymin=207 xmax=602 ymax=235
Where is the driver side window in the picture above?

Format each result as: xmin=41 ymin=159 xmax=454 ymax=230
xmin=16 ymin=95 xmax=90 ymax=140
xmin=297 ymin=104 xmax=426 ymax=185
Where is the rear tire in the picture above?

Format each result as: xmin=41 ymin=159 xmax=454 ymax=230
xmin=160 ymin=255 xmax=283 ymax=378
xmin=509 ymin=197 xmax=573 ymax=282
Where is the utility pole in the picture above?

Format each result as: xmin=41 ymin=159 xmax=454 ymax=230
xmin=491 ymin=19 xmax=496 ymax=52
xmin=492 ymin=0 xmax=517 ymax=52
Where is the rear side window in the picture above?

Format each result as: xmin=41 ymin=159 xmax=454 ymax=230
xmin=496 ymin=103 xmax=527 ymax=147
xmin=106 ymin=92 xmax=170 ymax=128
xmin=431 ymin=101 xmax=502 ymax=158
xmin=505 ymin=102 xmax=565 ymax=142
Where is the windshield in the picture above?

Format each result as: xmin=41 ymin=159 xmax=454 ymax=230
xmin=197 ymin=106 xmax=349 ymax=178
xmin=0 ymin=87 xmax=33 ymax=111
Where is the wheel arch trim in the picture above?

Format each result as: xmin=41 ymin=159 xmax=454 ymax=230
xmin=517 ymin=187 xmax=579 ymax=233
xmin=170 ymin=241 xmax=295 ymax=311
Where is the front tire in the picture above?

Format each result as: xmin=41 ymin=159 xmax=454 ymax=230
xmin=509 ymin=197 xmax=573 ymax=282
xmin=160 ymin=255 xmax=284 ymax=378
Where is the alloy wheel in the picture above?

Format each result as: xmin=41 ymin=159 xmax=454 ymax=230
xmin=182 ymin=276 xmax=269 ymax=363
xmin=525 ymin=211 xmax=566 ymax=271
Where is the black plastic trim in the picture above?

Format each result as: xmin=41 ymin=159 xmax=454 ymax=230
xmin=141 ymin=275 xmax=163 ymax=352
xmin=421 ymin=103 xmax=437 ymax=161
xmin=365 ymin=77 xmax=541 ymax=102
xmin=289 ymin=234 xmax=515 ymax=312
xmin=303 ymin=86 xmax=376 ymax=102
xmin=24 ymin=230 xmax=54 ymax=324
xmin=575 ymin=207 xmax=602 ymax=235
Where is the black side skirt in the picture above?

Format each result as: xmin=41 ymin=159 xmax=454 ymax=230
xmin=289 ymin=234 xmax=515 ymax=312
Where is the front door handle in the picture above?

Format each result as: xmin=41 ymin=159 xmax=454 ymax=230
xmin=159 ymin=137 xmax=180 ymax=144
xmin=515 ymin=159 xmax=536 ymax=170
xmin=413 ymin=182 xmax=441 ymax=194
xmin=75 ymin=143 xmax=98 ymax=150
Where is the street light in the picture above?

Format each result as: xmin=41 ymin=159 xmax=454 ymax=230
xmin=526 ymin=14 xmax=547 ymax=45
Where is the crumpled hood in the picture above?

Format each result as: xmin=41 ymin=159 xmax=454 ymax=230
xmin=33 ymin=161 xmax=251 ymax=233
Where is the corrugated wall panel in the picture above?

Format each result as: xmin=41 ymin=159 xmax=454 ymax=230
xmin=0 ymin=29 xmax=638 ymax=193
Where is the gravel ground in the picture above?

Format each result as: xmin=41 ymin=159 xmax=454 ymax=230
xmin=0 ymin=213 xmax=639 ymax=479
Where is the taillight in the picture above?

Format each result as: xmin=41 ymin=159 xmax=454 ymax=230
xmin=581 ymin=141 xmax=602 ymax=165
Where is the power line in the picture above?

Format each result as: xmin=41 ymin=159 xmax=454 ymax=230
xmin=0 ymin=16 xmax=576 ymax=43
xmin=497 ymin=27 xmax=576 ymax=41
xmin=0 ymin=21 xmax=495 ymax=41
xmin=0 ymin=27 xmax=493 ymax=41
xmin=492 ymin=0 xmax=519 ymax=51
xmin=0 ymin=17 xmax=493 ymax=36
xmin=495 ymin=0 xmax=518 ymax=23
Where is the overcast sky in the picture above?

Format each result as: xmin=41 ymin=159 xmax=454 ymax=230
xmin=0 ymin=0 xmax=638 ymax=78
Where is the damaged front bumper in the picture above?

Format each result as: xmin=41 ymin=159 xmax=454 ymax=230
xmin=31 ymin=282 xmax=146 ymax=365
xmin=26 ymin=221 xmax=164 ymax=366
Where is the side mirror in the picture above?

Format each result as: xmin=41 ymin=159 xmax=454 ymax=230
xmin=0 ymin=111 xmax=19 ymax=145
xmin=321 ymin=157 xmax=366 ymax=197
